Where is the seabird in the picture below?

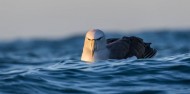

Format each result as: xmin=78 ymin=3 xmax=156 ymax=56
xmin=81 ymin=29 xmax=157 ymax=62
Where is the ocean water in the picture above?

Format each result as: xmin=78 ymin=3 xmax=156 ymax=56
xmin=0 ymin=30 xmax=190 ymax=94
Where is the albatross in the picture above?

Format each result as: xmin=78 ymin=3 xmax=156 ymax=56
xmin=81 ymin=29 xmax=156 ymax=62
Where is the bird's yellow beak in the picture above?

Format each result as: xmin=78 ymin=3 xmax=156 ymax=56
xmin=90 ymin=40 xmax=95 ymax=57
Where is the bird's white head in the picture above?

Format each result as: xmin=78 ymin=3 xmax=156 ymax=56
xmin=81 ymin=29 xmax=108 ymax=62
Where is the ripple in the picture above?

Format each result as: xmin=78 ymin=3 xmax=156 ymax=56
xmin=0 ymin=31 xmax=190 ymax=94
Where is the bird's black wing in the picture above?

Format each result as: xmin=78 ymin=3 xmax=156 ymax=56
xmin=107 ymin=38 xmax=130 ymax=59
xmin=106 ymin=36 xmax=157 ymax=59
xmin=124 ymin=36 xmax=157 ymax=59
xmin=106 ymin=38 xmax=119 ymax=44
xmin=143 ymin=42 xmax=157 ymax=58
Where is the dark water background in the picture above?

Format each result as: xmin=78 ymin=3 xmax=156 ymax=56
xmin=0 ymin=30 xmax=190 ymax=94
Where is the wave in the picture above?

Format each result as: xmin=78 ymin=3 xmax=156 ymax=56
xmin=0 ymin=31 xmax=190 ymax=94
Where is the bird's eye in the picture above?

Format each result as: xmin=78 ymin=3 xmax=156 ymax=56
xmin=88 ymin=38 xmax=91 ymax=41
xmin=96 ymin=37 xmax=102 ymax=40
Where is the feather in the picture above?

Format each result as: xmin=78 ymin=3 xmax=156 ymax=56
xmin=106 ymin=36 xmax=156 ymax=59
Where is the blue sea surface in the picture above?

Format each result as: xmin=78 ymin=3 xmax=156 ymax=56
xmin=0 ymin=30 xmax=190 ymax=94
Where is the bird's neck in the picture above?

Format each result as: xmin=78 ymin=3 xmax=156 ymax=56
xmin=94 ymin=47 xmax=110 ymax=60
xmin=81 ymin=47 xmax=109 ymax=62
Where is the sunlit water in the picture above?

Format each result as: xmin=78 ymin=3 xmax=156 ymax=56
xmin=0 ymin=30 xmax=190 ymax=94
